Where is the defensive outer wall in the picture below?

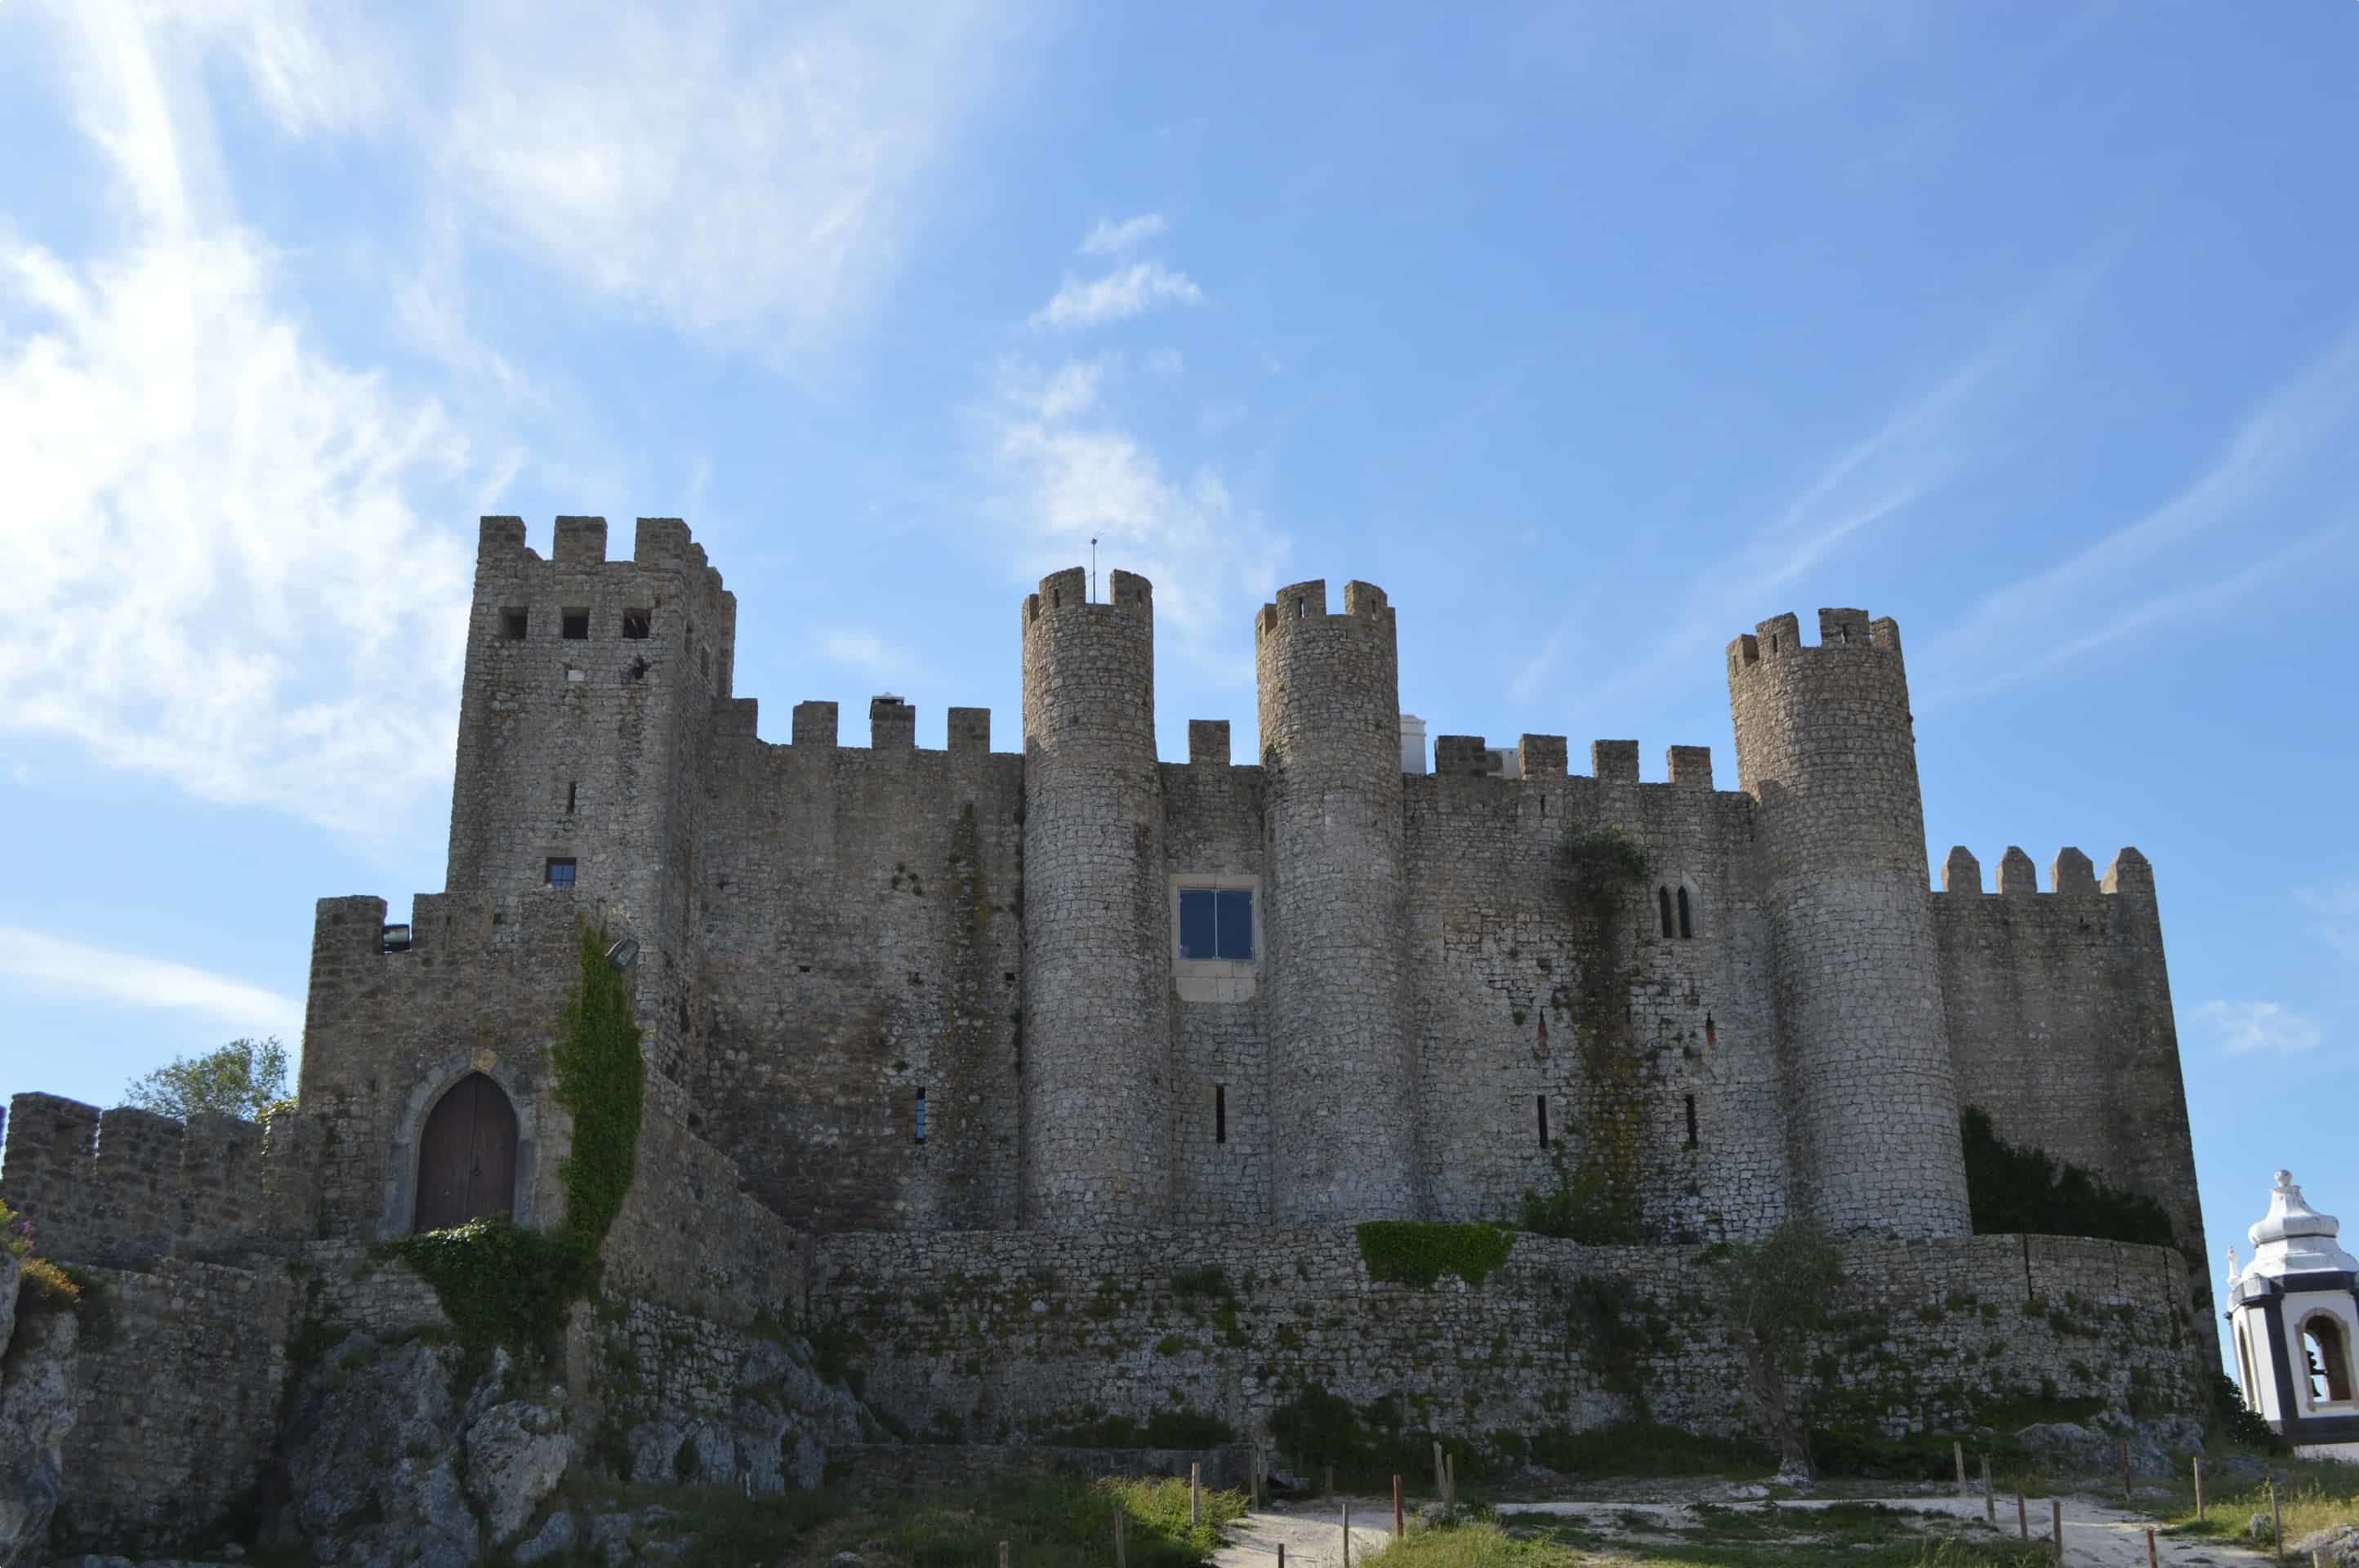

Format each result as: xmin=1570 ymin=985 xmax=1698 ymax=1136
xmin=0 ymin=516 xmax=2216 ymax=1555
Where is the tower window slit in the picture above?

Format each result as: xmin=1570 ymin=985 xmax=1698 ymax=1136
xmin=1677 ymin=886 xmax=1693 ymax=939
xmin=1704 ymin=1013 xmax=1715 ymax=1049
xmin=1684 ymin=1094 xmax=1698 ymax=1148
xmin=1658 ymin=886 xmax=1674 ymax=938
xmin=1215 ymin=1085 xmax=1227 ymax=1144
xmin=914 ymin=1087 xmax=927 ymax=1145
xmin=566 ymin=781 xmax=577 ymax=814
xmin=1536 ymin=1094 xmax=1550 ymax=1148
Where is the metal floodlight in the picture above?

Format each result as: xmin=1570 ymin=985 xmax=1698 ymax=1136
xmin=380 ymin=924 xmax=413 ymax=954
xmin=604 ymin=936 xmax=641 ymax=972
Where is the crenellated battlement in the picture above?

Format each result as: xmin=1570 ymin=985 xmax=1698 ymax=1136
xmin=1255 ymin=578 xmax=1393 ymax=639
xmin=1936 ymin=845 xmax=2155 ymax=899
xmin=1725 ymin=606 xmax=1902 ymax=679
xmin=466 ymin=514 xmax=738 ymax=700
xmin=0 ymin=1092 xmax=318 ymax=1268
xmin=1428 ymin=734 xmax=1716 ymax=787
xmin=1022 ymin=568 xmax=1153 ymax=632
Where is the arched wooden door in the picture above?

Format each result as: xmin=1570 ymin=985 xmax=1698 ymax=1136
xmin=412 ymin=1072 xmax=519 ymax=1232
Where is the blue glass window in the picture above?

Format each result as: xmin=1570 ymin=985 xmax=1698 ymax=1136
xmin=1179 ymin=888 xmax=1254 ymax=960
xmin=546 ymin=858 xmax=577 ymax=889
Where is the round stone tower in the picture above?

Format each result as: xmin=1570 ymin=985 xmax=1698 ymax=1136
xmin=1019 ymin=567 xmax=1171 ymax=1229
xmin=1727 ymin=608 xmax=1970 ymax=1239
xmin=1255 ymin=578 xmax=1419 ymax=1223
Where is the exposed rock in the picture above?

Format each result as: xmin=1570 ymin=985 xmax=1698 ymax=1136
xmin=511 ymin=1511 xmax=577 ymax=1565
xmin=2249 ymin=1511 xmax=2276 ymax=1544
xmin=616 ymin=1329 xmax=870 ymax=1494
xmin=2294 ymin=1524 xmax=2359 ymax=1567
xmin=0 ymin=1258 xmax=78 ymax=1568
xmin=265 ymin=1332 xmax=479 ymax=1568
xmin=462 ymin=1389 xmax=572 ymax=1544
xmin=2012 ymin=1413 xmax=2205 ymax=1479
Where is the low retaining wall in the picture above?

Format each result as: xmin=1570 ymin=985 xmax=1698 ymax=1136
xmin=809 ymin=1229 xmax=2208 ymax=1461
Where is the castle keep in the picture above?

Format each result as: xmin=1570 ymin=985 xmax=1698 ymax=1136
xmin=0 ymin=514 xmax=2219 ymax=1558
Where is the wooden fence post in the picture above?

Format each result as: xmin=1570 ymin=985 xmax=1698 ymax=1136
xmin=1342 ymin=1500 xmax=1351 ymax=1568
xmin=1114 ymin=1508 xmax=1126 ymax=1568
xmin=1276 ymin=1544 xmax=1285 ymax=1568
xmin=2121 ymin=1441 xmax=2133 ymax=1508
xmin=1190 ymin=1463 xmax=1201 ymax=1527
xmin=2192 ymin=1455 xmax=2204 ymax=1521
xmin=1955 ymin=1439 xmax=1968 ymax=1498
xmin=1393 ymin=1474 xmax=1404 ymax=1536
xmin=1446 ymin=1451 xmax=1458 ymax=1510
xmin=2272 ymin=1479 xmax=2284 ymax=1566
xmin=997 ymin=1543 xmax=1009 ymax=1568
xmin=2145 ymin=1526 xmax=2158 ymax=1568
xmin=1433 ymin=1440 xmax=1446 ymax=1503
xmin=2052 ymin=1499 xmax=2064 ymax=1564
xmin=1982 ymin=1453 xmax=1995 ymax=1522
xmin=2017 ymin=1489 xmax=2028 ymax=1539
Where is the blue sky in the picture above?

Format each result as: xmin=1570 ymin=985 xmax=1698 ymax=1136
xmin=1 ymin=1 xmax=2352 ymax=1306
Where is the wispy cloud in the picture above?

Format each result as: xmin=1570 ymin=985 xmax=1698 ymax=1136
xmin=818 ymin=630 xmax=921 ymax=685
xmin=981 ymin=356 xmax=1287 ymax=655
xmin=1081 ymin=213 xmax=1170 ymax=256
xmin=1922 ymin=323 xmax=2359 ymax=698
xmin=0 ymin=927 xmax=302 ymax=1036
xmin=0 ymin=3 xmax=487 ymax=838
xmin=2196 ymin=1000 xmax=2322 ymax=1058
xmin=2300 ymin=883 xmax=2359 ymax=968
xmin=1030 ymin=261 xmax=1204 ymax=332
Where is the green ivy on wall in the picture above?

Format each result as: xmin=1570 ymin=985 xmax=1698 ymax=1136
xmin=1355 ymin=1221 xmax=1516 ymax=1289
xmin=395 ymin=924 xmax=646 ymax=1349
xmin=1960 ymin=1107 xmax=2174 ymax=1250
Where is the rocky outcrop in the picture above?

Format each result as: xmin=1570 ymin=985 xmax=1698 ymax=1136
xmin=605 ymin=1311 xmax=881 ymax=1495
xmin=264 ymin=1334 xmax=571 ymax=1567
xmin=0 ymin=1255 xmax=79 ymax=1568
xmin=2011 ymin=1411 xmax=2207 ymax=1478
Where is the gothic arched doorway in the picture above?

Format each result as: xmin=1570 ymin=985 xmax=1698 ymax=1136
xmin=412 ymin=1072 xmax=520 ymax=1232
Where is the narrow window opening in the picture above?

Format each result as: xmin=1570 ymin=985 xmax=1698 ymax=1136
xmin=1704 ymin=1013 xmax=1715 ymax=1049
xmin=561 ymin=608 xmax=590 ymax=640
xmin=1215 ymin=1085 xmax=1228 ymax=1144
xmin=1683 ymin=1094 xmax=1698 ymax=1148
xmin=2303 ymin=1316 xmax=2355 ymax=1404
xmin=1539 ymin=796 xmax=1547 ymax=818
xmin=1052 ymin=587 xmax=1062 ymax=608
xmin=628 ymin=656 xmax=649 ymax=682
xmin=499 ymin=608 xmax=528 ymax=640
xmin=1295 ymin=598 xmax=1304 ymax=619
xmin=1771 ymin=633 xmax=1781 ymax=653
xmin=698 ymin=646 xmax=712 ymax=679
xmin=566 ymin=781 xmax=577 ymax=814
xmin=545 ymin=858 xmax=577 ymax=889
xmin=622 ymin=608 xmax=651 ymax=639
xmin=1536 ymin=1094 xmax=1550 ymax=1148
xmin=1657 ymin=886 xmax=1674 ymax=939
xmin=1677 ymin=886 xmax=1693 ymax=939
xmin=914 ymin=1087 xmax=928 ymax=1145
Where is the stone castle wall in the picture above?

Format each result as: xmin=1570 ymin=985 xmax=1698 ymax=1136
xmin=809 ymin=1228 xmax=2206 ymax=1459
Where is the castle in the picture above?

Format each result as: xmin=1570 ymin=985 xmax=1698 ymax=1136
xmin=310 ymin=514 xmax=2199 ymax=1248
xmin=0 ymin=514 xmax=2222 ymax=1558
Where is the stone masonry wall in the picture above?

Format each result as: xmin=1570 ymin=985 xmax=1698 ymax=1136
xmin=1402 ymin=743 xmax=1789 ymax=1241
xmin=2 ymin=1094 xmax=317 ymax=1268
xmin=51 ymin=1258 xmax=301 ymax=1556
xmin=808 ymin=1229 xmax=2204 ymax=1463
xmin=1933 ymin=844 xmax=2206 ymax=1306
xmin=691 ymin=714 xmax=1026 ymax=1233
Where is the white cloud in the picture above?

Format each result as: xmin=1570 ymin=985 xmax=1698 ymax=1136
xmin=1080 ymin=213 xmax=1169 ymax=256
xmin=1143 ymin=346 xmax=1184 ymax=377
xmin=818 ymin=630 xmax=920 ymax=684
xmin=983 ymin=358 xmax=1287 ymax=650
xmin=1924 ymin=323 xmax=2359 ymax=697
xmin=431 ymin=1 xmax=1023 ymax=348
xmin=0 ymin=3 xmax=487 ymax=838
xmin=0 ymin=926 xmax=303 ymax=1036
xmin=1030 ymin=262 xmax=1204 ymax=332
xmin=2300 ymin=884 xmax=2359 ymax=967
xmin=2196 ymin=1000 xmax=2322 ymax=1058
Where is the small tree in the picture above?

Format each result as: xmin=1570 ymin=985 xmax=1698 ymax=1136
xmin=1710 ymin=1219 xmax=1843 ymax=1479
xmin=123 ymin=1036 xmax=292 ymax=1121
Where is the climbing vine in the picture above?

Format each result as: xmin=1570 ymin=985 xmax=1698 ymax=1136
xmin=1527 ymin=826 xmax=1655 ymax=1242
xmin=394 ymin=924 xmax=646 ymax=1349
xmin=1960 ymin=1107 xmax=2174 ymax=1250
xmin=1355 ymin=1221 xmax=1516 ymax=1290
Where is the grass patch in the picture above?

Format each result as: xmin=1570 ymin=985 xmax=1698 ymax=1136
xmin=780 ymin=1476 xmax=1245 ymax=1567
xmin=1527 ymin=1422 xmax=1773 ymax=1479
xmin=2149 ymin=1458 xmax=2358 ymax=1547
xmin=1387 ymin=1515 xmax=2061 ymax=1568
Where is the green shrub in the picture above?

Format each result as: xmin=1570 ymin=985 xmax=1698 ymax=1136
xmin=1960 ymin=1107 xmax=2173 ymax=1249
xmin=1357 ymin=1221 xmax=1517 ymax=1289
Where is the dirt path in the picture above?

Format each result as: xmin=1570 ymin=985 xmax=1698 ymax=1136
xmin=1214 ymin=1495 xmax=1398 ymax=1568
xmin=1493 ymin=1494 xmax=2276 ymax=1567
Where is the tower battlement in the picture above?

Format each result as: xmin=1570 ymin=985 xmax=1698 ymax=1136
xmin=1255 ymin=577 xmax=1392 ymax=638
xmin=1022 ymin=568 xmax=1153 ymax=630
xmin=1725 ymin=606 xmax=1902 ymax=679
